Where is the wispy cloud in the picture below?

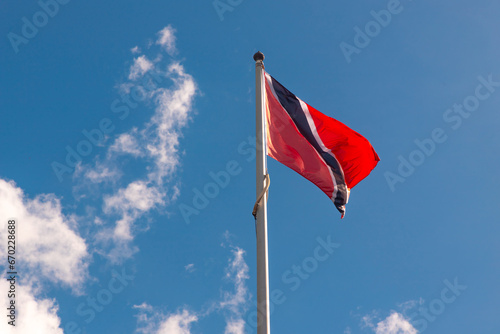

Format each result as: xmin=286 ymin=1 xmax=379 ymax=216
xmin=74 ymin=25 xmax=198 ymax=262
xmin=129 ymin=55 xmax=154 ymax=80
xmin=134 ymin=236 xmax=251 ymax=334
xmin=104 ymin=180 xmax=165 ymax=217
xmin=109 ymin=131 xmax=143 ymax=157
xmin=156 ymin=25 xmax=177 ymax=56
xmin=374 ymin=312 xmax=417 ymax=334
xmin=134 ymin=303 xmax=198 ymax=334
xmin=185 ymin=263 xmax=195 ymax=273
xmin=362 ymin=310 xmax=417 ymax=334
xmin=75 ymin=161 xmax=122 ymax=186
xmin=219 ymin=246 xmax=250 ymax=334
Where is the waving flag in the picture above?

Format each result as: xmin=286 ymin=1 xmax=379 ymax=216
xmin=264 ymin=71 xmax=379 ymax=218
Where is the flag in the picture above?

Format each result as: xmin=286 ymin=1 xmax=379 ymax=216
xmin=264 ymin=71 xmax=380 ymax=218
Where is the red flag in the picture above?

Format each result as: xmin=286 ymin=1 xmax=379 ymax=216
xmin=264 ymin=71 xmax=380 ymax=218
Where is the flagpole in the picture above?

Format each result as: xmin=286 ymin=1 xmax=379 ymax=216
xmin=253 ymin=51 xmax=271 ymax=334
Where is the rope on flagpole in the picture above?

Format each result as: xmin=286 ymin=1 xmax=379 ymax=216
xmin=252 ymin=173 xmax=270 ymax=218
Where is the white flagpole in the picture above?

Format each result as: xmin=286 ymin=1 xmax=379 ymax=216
xmin=253 ymin=51 xmax=271 ymax=334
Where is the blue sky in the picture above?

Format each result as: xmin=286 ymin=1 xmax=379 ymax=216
xmin=1 ymin=0 xmax=500 ymax=333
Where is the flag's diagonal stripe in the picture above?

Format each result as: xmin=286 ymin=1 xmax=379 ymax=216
xmin=265 ymin=72 xmax=348 ymax=212
xmin=298 ymin=98 xmax=350 ymax=205
xmin=265 ymin=74 xmax=338 ymax=196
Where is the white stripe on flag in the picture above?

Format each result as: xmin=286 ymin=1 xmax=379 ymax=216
xmin=265 ymin=71 xmax=340 ymax=202
xmin=297 ymin=98 xmax=345 ymax=203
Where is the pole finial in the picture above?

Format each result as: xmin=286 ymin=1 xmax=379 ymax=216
xmin=253 ymin=51 xmax=265 ymax=62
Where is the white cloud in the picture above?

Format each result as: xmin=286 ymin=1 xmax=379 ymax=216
xmin=223 ymin=319 xmax=246 ymax=334
xmin=84 ymin=166 xmax=119 ymax=183
xmin=374 ymin=312 xmax=417 ymax=334
xmin=185 ymin=263 xmax=195 ymax=273
xmin=219 ymin=247 xmax=250 ymax=334
xmin=104 ymin=180 xmax=164 ymax=215
xmin=156 ymin=25 xmax=177 ymax=56
xmin=109 ymin=131 xmax=143 ymax=157
xmin=362 ymin=310 xmax=417 ymax=334
xmin=75 ymin=161 xmax=121 ymax=185
xmin=129 ymin=55 xmax=154 ymax=80
xmin=143 ymin=62 xmax=196 ymax=182
xmin=0 ymin=179 xmax=89 ymax=293
xmin=157 ymin=310 xmax=198 ymax=334
xmin=397 ymin=299 xmax=423 ymax=314
xmin=0 ymin=279 xmax=64 ymax=334
xmin=134 ymin=304 xmax=198 ymax=334
xmin=362 ymin=312 xmax=378 ymax=329
xmin=97 ymin=180 xmax=165 ymax=261
xmin=134 ymin=239 xmax=251 ymax=334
